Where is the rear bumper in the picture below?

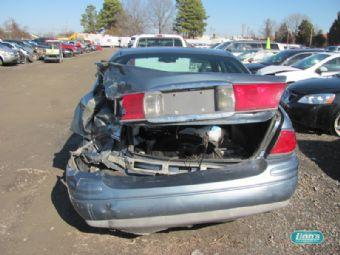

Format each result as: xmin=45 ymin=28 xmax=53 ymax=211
xmin=66 ymin=153 xmax=298 ymax=233
xmin=44 ymin=55 xmax=61 ymax=61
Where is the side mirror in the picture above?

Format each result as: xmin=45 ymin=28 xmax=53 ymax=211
xmin=316 ymin=66 xmax=328 ymax=74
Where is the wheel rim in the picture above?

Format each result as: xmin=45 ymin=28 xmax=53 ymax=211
xmin=335 ymin=114 xmax=340 ymax=136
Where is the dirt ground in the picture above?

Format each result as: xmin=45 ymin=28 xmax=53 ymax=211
xmin=0 ymin=49 xmax=339 ymax=255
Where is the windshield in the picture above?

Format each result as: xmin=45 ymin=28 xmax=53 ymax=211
xmin=114 ymin=53 xmax=249 ymax=73
xmin=262 ymin=50 xmax=296 ymax=65
xmin=215 ymin=41 xmax=231 ymax=50
xmin=292 ymin=54 xmax=329 ymax=70
xmin=238 ymin=50 xmax=257 ymax=61
xmin=137 ymin=37 xmax=183 ymax=47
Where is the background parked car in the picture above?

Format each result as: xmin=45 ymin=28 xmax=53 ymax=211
xmin=274 ymin=53 xmax=340 ymax=83
xmin=5 ymin=40 xmax=38 ymax=61
xmin=281 ymin=74 xmax=340 ymax=136
xmin=22 ymin=40 xmax=46 ymax=60
xmin=0 ymin=43 xmax=19 ymax=65
xmin=326 ymin=45 xmax=340 ymax=52
xmin=128 ymin=34 xmax=187 ymax=48
xmin=213 ymin=40 xmax=283 ymax=56
xmin=44 ymin=41 xmax=63 ymax=63
xmin=68 ymin=40 xmax=85 ymax=54
xmin=238 ymin=49 xmax=278 ymax=63
xmin=61 ymin=43 xmax=79 ymax=57
xmin=0 ymin=41 xmax=28 ymax=63
xmin=246 ymin=49 xmax=323 ymax=73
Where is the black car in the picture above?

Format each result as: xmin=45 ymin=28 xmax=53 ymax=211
xmin=246 ymin=49 xmax=323 ymax=74
xmin=281 ymin=75 xmax=340 ymax=136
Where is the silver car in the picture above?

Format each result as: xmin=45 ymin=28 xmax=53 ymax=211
xmin=66 ymin=48 xmax=298 ymax=234
xmin=0 ymin=43 xmax=19 ymax=65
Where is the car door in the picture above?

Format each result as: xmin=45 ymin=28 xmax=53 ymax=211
xmin=318 ymin=57 xmax=340 ymax=76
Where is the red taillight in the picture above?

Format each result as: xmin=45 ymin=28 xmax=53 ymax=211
xmin=233 ymin=83 xmax=286 ymax=111
xmin=270 ymin=130 xmax=296 ymax=154
xmin=121 ymin=93 xmax=145 ymax=120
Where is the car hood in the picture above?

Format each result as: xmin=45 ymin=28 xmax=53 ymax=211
xmin=257 ymin=65 xmax=300 ymax=75
xmin=288 ymin=76 xmax=340 ymax=94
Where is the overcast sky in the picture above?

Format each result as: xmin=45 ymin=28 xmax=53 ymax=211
xmin=1 ymin=0 xmax=339 ymax=36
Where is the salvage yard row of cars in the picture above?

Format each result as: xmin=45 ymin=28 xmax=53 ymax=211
xmin=0 ymin=38 xmax=103 ymax=65
xmin=64 ymin=34 xmax=339 ymax=235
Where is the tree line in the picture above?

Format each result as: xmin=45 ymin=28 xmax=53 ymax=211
xmin=81 ymin=0 xmax=207 ymax=38
xmin=261 ymin=12 xmax=340 ymax=47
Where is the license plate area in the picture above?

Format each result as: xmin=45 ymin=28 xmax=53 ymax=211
xmin=163 ymin=89 xmax=215 ymax=115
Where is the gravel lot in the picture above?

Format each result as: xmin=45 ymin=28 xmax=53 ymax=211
xmin=0 ymin=49 xmax=339 ymax=255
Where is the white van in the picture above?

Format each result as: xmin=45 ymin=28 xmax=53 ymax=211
xmin=128 ymin=34 xmax=187 ymax=48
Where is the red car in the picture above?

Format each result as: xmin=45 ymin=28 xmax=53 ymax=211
xmin=61 ymin=43 xmax=80 ymax=56
xmin=67 ymin=41 xmax=85 ymax=54
xmin=95 ymin=45 xmax=103 ymax=51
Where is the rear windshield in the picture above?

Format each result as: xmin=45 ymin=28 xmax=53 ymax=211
xmin=292 ymin=54 xmax=329 ymax=70
xmin=114 ymin=53 xmax=249 ymax=73
xmin=137 ymin=37 xmax=183 ymax=47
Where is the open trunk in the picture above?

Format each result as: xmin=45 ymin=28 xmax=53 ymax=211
xmin=131 ymin=123 xmax=269 ymax=160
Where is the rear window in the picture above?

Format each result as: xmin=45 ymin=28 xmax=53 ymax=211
xmin=137 ymin=37 xmax=183 ymax=47
xmin=115 ymin=53 xmax=248 ymax=73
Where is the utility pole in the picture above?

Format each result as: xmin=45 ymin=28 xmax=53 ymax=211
xmin=309 ymin=27 xmax=313 ymax=47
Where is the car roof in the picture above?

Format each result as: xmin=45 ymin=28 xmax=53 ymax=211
xmin=315 ymin=52 xmax=340 ymax=56
xmin=114 ymin=47 xmax=235 ymax=58
xmin=229 ymin=40 xmax=279 ymax=44
xmin=131 ymin=34 xmax=184 ymax=39
xmin=283 ymin=48 xmax=324 ymax=53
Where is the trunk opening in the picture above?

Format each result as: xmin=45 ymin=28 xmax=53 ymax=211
xmin=126 ymin=120 xmax=272 ymax=162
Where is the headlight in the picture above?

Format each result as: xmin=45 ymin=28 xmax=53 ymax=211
xmin=298 ymin=93 xmax=335 ymax=105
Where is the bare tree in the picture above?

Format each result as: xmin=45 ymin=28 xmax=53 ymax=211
xmin=284 ymin=13 xmax=309 ymax=43
xmin=0 ymin=26 xmax=6 ymax=39
xmin=147 ymin=0 xmax=175 ymax=33
xmin=117 ymin=0 xmax=148 ymax=36
xmin=261 ymin=18 xmax=276 ymax=39
xmin=3 ymin=19 xmax=31 ymax=39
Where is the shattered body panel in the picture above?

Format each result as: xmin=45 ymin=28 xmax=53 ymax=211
xmin=66 ymin=48 xmax=298 ymax=234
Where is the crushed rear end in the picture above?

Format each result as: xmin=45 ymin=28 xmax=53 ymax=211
xmin=66 ymin=62 xmax=298 ymax=234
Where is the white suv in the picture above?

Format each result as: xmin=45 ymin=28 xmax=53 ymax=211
xmin=128 ymin=34 xmax=187 ymax=48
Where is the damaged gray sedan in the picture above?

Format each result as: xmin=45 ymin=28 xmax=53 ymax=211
xmin=66 ymin=48 xmax=298 ymax=234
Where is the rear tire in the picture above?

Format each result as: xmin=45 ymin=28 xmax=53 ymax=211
xmin=331 ymin=111 xmax=340 ymax=137
xmin=0 ymin=57 xmax=3 ymax=66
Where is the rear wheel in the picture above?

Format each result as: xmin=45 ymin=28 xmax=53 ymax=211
xmin=0 ymin=57 xmax=3 ymax=66
xmin=332 ymin=111 xmax=340 ymax=137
